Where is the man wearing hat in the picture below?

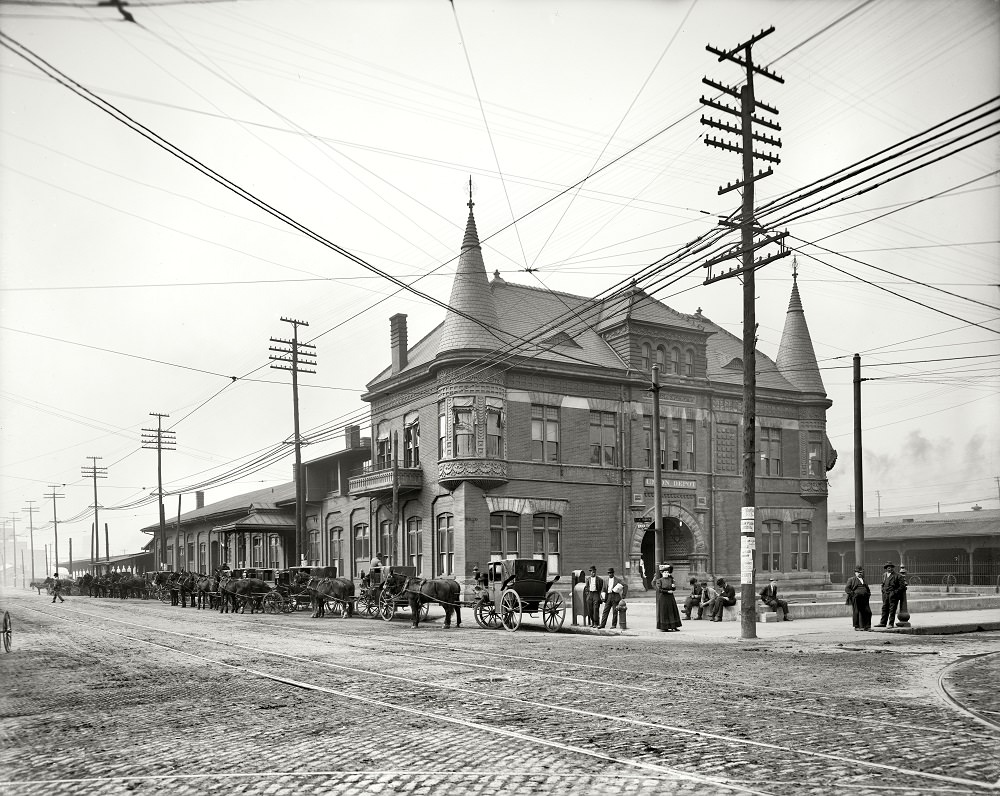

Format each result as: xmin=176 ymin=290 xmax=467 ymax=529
xmin=598 ymin=567 xmax=626 ymax=629
xmin=50 ymin=573 xmax=65 ymax=603
xmin=582 ymin=566 xmax=603 ymax=626
xmin=682 ymin=576 xmax=704 ymax=620
xmin=708 ymin=577 xmax=736 ymax=621
xmin=758 ymin=576 xmax=791 ymax=621
xmin=845 ymin=565 xmax=872 ymax=630
xmin=877 ymin=561 xmax=905 ymax=628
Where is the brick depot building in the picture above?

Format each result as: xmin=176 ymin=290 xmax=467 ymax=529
xmin=329 ymin=200 xmax=838 ymax=593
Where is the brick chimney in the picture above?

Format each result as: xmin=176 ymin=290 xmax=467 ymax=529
xmin=195 ymin=491 xmax=205 ymax=509
xmin=390 ymin=313 xmax=408 ymax=374
xmin=345 ymin=424 xmax=361 ymax=449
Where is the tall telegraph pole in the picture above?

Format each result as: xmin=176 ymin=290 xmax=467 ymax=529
xmin=142 ymin=413 xmax=175 ymax=570
xmin=45 ymin=485 xmax=65 ymax=576
xmin=22 ymin=499 xmax=38 ymax=583
xmin=6 ymin=514 xmax=19 ymax=587
xmin=81 ymin=457 xmax=108 ymax=575
xmin=269 ymin=317 xmax=316 ymax=566
xmin=700 ymin=27 xmax=787 ymax=639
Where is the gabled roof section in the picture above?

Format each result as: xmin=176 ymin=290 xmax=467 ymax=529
xmin=437 ymin=200 xmax=501 ymax=356
xmin=138 ymin=482 xmax=297 ymax=534
xmin=539 ymin=330 xmax=582 ymax=349
xmin=596 ymin=284 xmax=705 ymax=333
xmin=776 ymin=269 xmax=826 ymax=394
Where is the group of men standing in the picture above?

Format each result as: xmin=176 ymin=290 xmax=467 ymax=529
xmin=845 ymin=561 xmax=907 ymax=631
xmin=581 ymin=566 xmax=629 ymax=629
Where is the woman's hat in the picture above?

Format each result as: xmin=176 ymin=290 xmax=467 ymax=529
xmin=854 ymin=565 xmax=864 ymax=572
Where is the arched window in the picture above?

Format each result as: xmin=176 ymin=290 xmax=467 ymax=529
xmin=640 ymin=342 xmax=651 ymax=371
xmin=762 ymin=520 xmax=782 ymax=572
xmin=376 ymin=421 xmax=391 ymax=470
xmin=490 ymin=512 xmax=520 ymax=560
xmin=684 ymin=348 xmax=695 ymax=377
xmin=436 ymin=513 xmax=454 ymax=575
xmin=670 ymin=347 xmax=681 ymax=375
xmin=379 ymin=520 xmax=392 ymax=564
xmin=198 ymin=542 xmax=207 ymax=573
xmin=655 ymin=345 xmax=666 ymax=372
xmin=791 ymin=521 xmax=811 ymax=571
xmin=252 ymin=535 xmax=264 ymax=568
xmin=403 ymin=412 xmax=419 ymax=467
xmin=485 ymin=398 xmax=504 ymax=458
xmin=354 ymin=523 xmax=370 ymax=566
xmin=407 ymin=516 xmax=423 ymax=574
xmin=532 ymin=514 xmax=561 ymax=575
xmin=268 ymin=534 xmax=281 ymax=569
xmin=329 ymin=526 xmax=344 ymax=577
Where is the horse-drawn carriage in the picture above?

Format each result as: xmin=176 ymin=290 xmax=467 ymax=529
xmin=373 ymin=566 xmax=431 ymax=623
xmin=473 ymin=559 xmax=566 ymax=632
xmin=263 ymin=567 xmax=333 ymax=614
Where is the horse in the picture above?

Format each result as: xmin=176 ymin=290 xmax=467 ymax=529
xmin=218 ymin=576 xmax=269 ymax=615
xmin=305 ymin=576 xmax=355 ymax=618
xmin=191 ymin=574 xmax=216 ymax=609
xmin=30 ymin=579 xmax=48 ymax=595
xmin=383 ymin=571 xmax=462 ymax=629
xmin=76 ymin=573 xmax=94 ymax=597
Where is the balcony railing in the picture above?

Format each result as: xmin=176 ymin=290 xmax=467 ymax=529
xmin=348 ymin=465 xmax=423 ymax=498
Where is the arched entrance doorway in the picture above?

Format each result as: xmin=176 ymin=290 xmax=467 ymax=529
xmin=631 ymin=505 xmax=709 ymax=592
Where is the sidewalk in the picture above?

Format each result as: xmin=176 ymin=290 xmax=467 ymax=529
xmin=565 ymin=600 xmax=1000 ymax=641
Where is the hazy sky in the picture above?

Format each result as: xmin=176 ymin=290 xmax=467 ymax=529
xmin=1 ymin=0 xmax=997 ymax=563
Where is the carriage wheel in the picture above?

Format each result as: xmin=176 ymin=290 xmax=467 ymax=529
xmin=474 ymin=601 xmax=502 ymax=630
xmin=158 ymin=588 xmax=172 ymax=605
xmin=281 ymin=596 xmax=294 ymax=614
xmin=262 ymin=592 xmax=282 ymax=615
xmin=378 ymin=589 xmax=395 ymax=622
xmin=2 ymin=611 xmax=11 ymax=653
xmin=542 ymin=591 xmax=566 ymax=632
xmin=500 ymin=590 xmax=522 ymax=632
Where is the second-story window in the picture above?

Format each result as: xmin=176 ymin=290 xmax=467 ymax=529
xmin=808 ymin=432 xmax=824 ymax=477
xmin=531 ymin=404 xmax=559 ymax=462
xmin=643 ymin=417 xmax=666 ymax=469
xmin=640 ymin=342 xmax=651 ymax=371
xmin=453 ymin=397 xmax=475 ymax=457
xmin=759 ymin=426 xmax=782 ymax=476
xmin=403 ymin=412 xmax=419 ymax=467
xmin=589 ymin=410 xmax=617 ymax=466
xmin=376 ymin=422 xmax=391 ymax=469
xmin=684 ymin=348 xmax=695 ymax=376
xmin=485 ymin=398 xmax=504 ymax=458
xmin=670 ymin=347 xmax=681 ymax=375
xmin=438 ymin=401 xmax=447 ymax=460
xmin=655 ymin=345 xmax=666 ymax=372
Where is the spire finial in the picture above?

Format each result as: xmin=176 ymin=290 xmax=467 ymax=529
xmin=792 ymin=255 xmax=798 ymax=283
xmin=467 ymin=176 xmax=474 ymax=210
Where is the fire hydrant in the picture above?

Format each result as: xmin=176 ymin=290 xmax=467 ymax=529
xmin=617 ymin=599 xmax=628 ymax=630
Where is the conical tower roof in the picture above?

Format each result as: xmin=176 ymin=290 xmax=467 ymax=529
xmin=776 ymin=265 xmax=826 ymax=394
xmin=437 ymin=197 xmax=500 ymax=356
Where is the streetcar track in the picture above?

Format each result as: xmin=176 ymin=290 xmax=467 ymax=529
xmin=936 ymin=652 xmax=1000 ymax=731
xmin=22 ymin=603 xmax=999 ymax=793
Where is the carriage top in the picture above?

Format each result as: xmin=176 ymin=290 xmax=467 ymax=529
xmin=484 ymin=559 xmax=556 ymax=601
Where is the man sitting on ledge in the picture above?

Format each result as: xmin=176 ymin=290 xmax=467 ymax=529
xmin=708 ymin=577 xmax=736 ymax=622
xmin=759 ymin=576 xmax=791 ymax=621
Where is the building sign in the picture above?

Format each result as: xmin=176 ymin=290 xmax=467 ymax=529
xmin=643 ymin=477 xmax=696 ymax=490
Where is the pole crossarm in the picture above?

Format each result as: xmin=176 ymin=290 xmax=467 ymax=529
xmin=716 ymin=168 xmax=775 ymax=195
xmin=702 ymin=78 xmax=779 ymax=115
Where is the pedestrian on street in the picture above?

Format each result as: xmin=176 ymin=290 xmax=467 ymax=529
xmin=877 ymin=562 xmax=905 ymax=628
xmin=582 ymin=566 xmax=603 ymax=627
xmin=653 ymin=564 xmax=682 ymax=631
xmin=759 ymin=577 xmax=792 ymax=621
xmin=51 ymin=574 xmax=65 ymax=603
xmin=845 ymin=565 xmax=872 ymax=631
xmin=682 ymin=576 xmax=704 ymax=620
xmin=709 ymin=577 xmax=737 ymax=621
xmin=638 ymin=558 xmax=650 ymax=591
xmin=598 ymin=567 xmax=625 ymax=629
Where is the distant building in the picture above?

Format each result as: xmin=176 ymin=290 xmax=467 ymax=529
xmin=339 ymin=199 xmax=838 ymax=591
xmin=828 ymin=508 xmax=1000 ymax=585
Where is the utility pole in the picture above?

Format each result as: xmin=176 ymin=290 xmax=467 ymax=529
xmin=82 ymin=456 xmax=108 ymax=576
xmin=651 ymin=365 xmax=664 ymax=562
xmin=142 ymin=413 xmax=175 ymax=570
xmin=22 ymin=499 xmax=38 ymax=584
xmin=876 ymin=490 xmax=881 ymax=518
xmin=854 ymin=354 xmax=865 ymax=568
xmin=1 ymin=520 xmax=8 ymax=587
xmin=269 ymin=317 xmax=316 ymax=567
xmin=700 ymin=27 xmax=787 ymax=640
xmin=45 ymin=485 xmax=65 ymax=576
xmin=5 ymin=515 xmax=17 ymax=587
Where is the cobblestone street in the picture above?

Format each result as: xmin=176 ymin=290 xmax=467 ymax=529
xmin=1 ymin=590 xmax=997 ymax=796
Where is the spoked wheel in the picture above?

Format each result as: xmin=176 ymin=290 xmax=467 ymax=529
xmin=378 ymin=589 xmax=395 ymax=622
xmin=542 ymin=591 xmax=566 ymax=632
xmin=357 ymin=590 xmax=376 ymax=617
xmin=474 ymin=601 xmax=502 ymax=629
xmin=2 ymin=610 xmax=11 ymax=653
xmin=158 ymin=588 xmax=172 ymax=605
xmin=500 ymin=590 xmax=522 ymax=632
xmin=262 ymin=592 xmax=282 ymax=615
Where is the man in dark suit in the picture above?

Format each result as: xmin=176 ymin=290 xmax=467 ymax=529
xmin=709 ymin=577 xmax=736 ymax=621
xmin=759 ymin=577 xmax=791 ymax=621
xmin=845 ymin=565 xmax=872 ymax=631
xmin=582 ymin=566 xmax=603 ymax=627
xmin=877 ymin=562 xmax=905 ymax=628
xmin=599 ymin=568 xmax=626 ymax=629
xmin=682 ymin=577 xmax=704 ymax=620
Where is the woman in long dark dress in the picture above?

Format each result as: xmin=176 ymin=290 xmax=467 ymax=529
xmin=652 ymin=564 xmax=682 ymax=631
